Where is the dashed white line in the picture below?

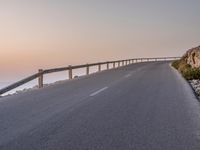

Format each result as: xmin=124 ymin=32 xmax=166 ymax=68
xmin=124 ymin=74 xmax=132 ymax=78
xmin=90 ymin=87 xmax=108 ymax=97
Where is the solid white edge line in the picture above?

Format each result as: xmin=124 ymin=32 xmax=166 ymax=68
xmin=90 ymin=87 xmax=108 ymax=97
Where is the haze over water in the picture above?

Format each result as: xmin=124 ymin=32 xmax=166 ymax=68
xmin=1 ymin=0 xmax=200 ymax=91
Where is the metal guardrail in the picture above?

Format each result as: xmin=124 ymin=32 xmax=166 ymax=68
xmin=0 ymin=57 xmax=180 ymax=96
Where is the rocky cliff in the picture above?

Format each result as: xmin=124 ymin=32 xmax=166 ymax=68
xmin=183 ymin=46 xmax=200 ymax=68
xmin=172 ymin=45 xmax=200 ymax=80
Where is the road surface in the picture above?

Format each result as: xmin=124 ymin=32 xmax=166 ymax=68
xmin=0 ymin=62 xmax=200 ymax=150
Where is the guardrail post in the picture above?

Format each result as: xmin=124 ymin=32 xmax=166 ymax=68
xmin=113 ymin=62 xmax=115 ymax=68
xmin=107 ymin=62 xmax=109 ymax=70
xmin=98 ymin=64 xmax=101 ymax=72
xmin=118 ymin=61 xmax=120 ymax=67
xmin=68 ymin=65 xmax=73 ymax=79
xmin=38 ymin=69 xmax=43 ymax=88
xmin=86 ymin=64 xmax=89 ymax=75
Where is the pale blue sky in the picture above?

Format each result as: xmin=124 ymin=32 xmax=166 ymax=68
xmin=0 ymin=0 xmax=200 ymax=80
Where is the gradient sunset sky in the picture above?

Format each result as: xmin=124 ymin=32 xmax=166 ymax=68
xmin=0 ymin=0 xmax=200 ymax=81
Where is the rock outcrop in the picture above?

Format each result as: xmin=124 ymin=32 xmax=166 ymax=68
xmin=183 ymin=46 xmax=200 ymax=68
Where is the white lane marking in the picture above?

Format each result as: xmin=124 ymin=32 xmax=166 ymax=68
xmin=90 ymin=87 xmax=108 ymax=97
xmin=124 ymin=74 xmax=132 ymax=78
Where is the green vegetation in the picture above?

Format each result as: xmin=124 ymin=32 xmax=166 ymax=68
xmin=172 ymin=59 xmax=200 ymax=80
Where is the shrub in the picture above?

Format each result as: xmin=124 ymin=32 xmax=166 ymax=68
xmin=172 ymin=60 xmax=180 ymax=69
xmin=172 ymin=59 xmax=200 ymax=80
xmin=183 ymin=68 xmax=200 ymax=80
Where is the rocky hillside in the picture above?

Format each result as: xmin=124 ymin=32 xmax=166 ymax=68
xmin=183 ymin=46 xmax=200 ymax=68
xmin=172 ymin=45 xmax=200 ymax=80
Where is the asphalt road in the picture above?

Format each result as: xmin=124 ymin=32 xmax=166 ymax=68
xmin=0 ymin=62 xmax=200 ymax=150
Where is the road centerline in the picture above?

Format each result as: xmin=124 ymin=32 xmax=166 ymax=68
xmin=124 ymin=74 xmax=132 ymax=78
xmin=90 ymin=87 xmax=108 ymax=97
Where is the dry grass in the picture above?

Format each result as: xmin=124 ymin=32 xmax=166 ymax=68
xmin=172 ymin=59 xmax=200 ymax=80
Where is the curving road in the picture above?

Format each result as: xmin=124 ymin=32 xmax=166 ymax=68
xmin=0 ymin=62 xmax=200 ymax=150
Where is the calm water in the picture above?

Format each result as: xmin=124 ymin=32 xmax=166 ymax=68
xmin=0 ymin=65 xmax=108 ymax=96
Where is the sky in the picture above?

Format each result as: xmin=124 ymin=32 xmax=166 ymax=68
xmin=0 ymin=0 xmax=200 ymax=81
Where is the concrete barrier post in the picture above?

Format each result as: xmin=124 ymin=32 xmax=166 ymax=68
xmin=38 ymin=69 xmax=44 ymax=88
